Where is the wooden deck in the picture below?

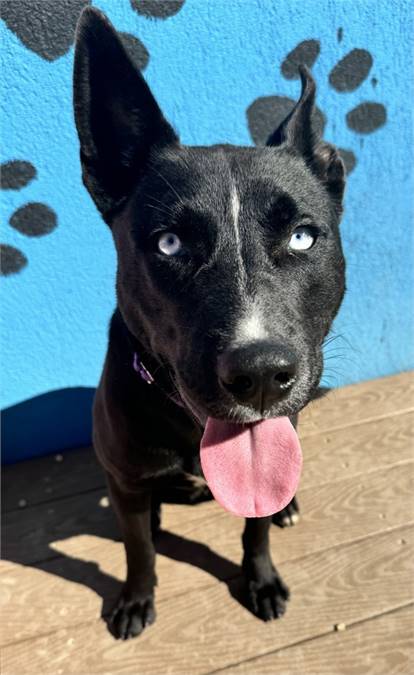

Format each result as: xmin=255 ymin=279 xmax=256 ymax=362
xmin=1 ymin=372 xmax=414 ymax=674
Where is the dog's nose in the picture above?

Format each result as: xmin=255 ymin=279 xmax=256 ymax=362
xmin=218 ymin=342 xmax=297 ymax=412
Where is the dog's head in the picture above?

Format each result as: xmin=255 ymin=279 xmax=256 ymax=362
xmin=74 ymin=8 xmax=346 ymax=425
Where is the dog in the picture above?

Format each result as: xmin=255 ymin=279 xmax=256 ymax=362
xmin=73 ymin=7 xmax=346 ymax=640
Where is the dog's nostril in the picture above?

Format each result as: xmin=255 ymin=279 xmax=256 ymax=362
xmin=234 ymin=375 xmax=255 ymax=393
xmin=222 ymin=374 xmax=255 ymax=395
xmin=273 ymin=371 xmax=296 ymax=389
xmin=273 ymin=371 xmax=291 ymax=384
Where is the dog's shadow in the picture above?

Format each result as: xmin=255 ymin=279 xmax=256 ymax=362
xmin=3 ymin=485 xmax=249 ymax=634
xmin=100 ymin=524 xmax=248 ymax=623
xmin=4 ymin=389 xmax=331 ymax=634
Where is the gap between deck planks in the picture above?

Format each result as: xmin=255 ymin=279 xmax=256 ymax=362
xmin=212 ymin=604 xmax=414 ymax=675
xmin=1 ymin=372 xmax=414 ymax=674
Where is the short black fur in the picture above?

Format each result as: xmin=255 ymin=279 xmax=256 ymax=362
xmin=73 ymin=7 xmax=346 ymax=639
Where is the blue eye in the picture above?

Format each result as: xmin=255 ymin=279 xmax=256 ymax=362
xmin=157 ymin=232 xmax=182 ymax=256
xmin=289 ymin=226 xmax=316 ymax=251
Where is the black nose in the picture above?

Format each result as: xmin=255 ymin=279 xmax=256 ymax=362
xmin=218 ymin=342 xmax=297 ymax=412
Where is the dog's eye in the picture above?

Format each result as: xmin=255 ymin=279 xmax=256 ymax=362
xmin=289 ymin=226 xmax=316 ymax=251
xmin=157 ymin=232 xmax=182 ymax=256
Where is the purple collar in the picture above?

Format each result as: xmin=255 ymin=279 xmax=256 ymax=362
xmin=133 ymin=352 xmax=154 ymax=384
xmin=133 ymin=351 xmax=187 ymax=410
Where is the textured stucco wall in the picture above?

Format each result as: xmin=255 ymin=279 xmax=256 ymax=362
xmin=1 ymin=0 xmax=413 ymax=461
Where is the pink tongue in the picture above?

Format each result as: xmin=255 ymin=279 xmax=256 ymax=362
xmin=200 ymin=417 xmax=302 ymax=518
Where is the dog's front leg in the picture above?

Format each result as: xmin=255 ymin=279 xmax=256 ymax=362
xmin=107 ymin=474 xmax=156 ymax=639
xmin=242 ymin=517 xmax=289 ymax=621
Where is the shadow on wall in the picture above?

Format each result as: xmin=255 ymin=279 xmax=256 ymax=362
xmin=1 ymin=387 xmax=95 ymax=463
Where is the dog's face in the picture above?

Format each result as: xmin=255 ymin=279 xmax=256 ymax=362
xmin=74 ymin=9 xmax=346 ymax=425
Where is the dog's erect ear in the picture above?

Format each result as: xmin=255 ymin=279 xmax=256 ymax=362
xmin=267 ymin=65 xmax=345 ymax=212
xmin=73 ymin=8 xmax=178 ymax=221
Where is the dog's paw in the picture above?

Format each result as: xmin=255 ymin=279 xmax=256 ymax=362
xmin=109 ymin=589 xmax=156 ymax=640
xmin=247 ymin=571 xmax=290 ymax=621
xmin=272 ymin=496 xmax=300 ymax=528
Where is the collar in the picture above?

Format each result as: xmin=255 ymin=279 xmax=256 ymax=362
xmin=133 ymin=351 xmax=187 ymax=411
xmin=132 ymin=352 xmax=154 ymax=384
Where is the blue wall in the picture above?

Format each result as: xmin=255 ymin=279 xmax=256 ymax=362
xmin=1 ymin=0 xmax=413 ymax=462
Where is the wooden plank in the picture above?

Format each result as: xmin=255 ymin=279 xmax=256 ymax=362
xmin=2 ymin=526 xmax=413 ymax=675
xmin=1 ymin=486 xmax=114 ymax=567
xmin=1 ymin=463 xmax=413 ymax=644
xmin=2 ymin=446 xmax=101 ymax=512
xmin=299 ymin=371 xmax=414 ymax=437
xmin=223 ymin=605 xmax=414 ymax=674
xmin=0 ymin=488 xmax=225 ymax=570
xmin=300 ymin=410 xmax=414 ymax=489
xmin=3 ymin=373 xmax=412 ymax=513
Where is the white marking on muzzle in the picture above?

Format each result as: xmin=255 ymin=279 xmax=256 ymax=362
xmin=235 ymin=303 xmax=269 ymax=344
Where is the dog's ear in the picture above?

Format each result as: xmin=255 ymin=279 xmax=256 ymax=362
xmin=73 ymin=7 xmax=178 ymax=222
xmin=267 ymin=65 xmax=317 ymax=161
xmin=310 ymin=141 xmax=346 ymax=211
xmin=267 ymin=66 xmax=345 ymax=212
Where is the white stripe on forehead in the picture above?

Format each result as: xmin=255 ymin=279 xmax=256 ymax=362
xmin=230 ymin=184 xmax=247 ymax=288
xmin=229 ymin=184 xmax=267 ymax=344
xmin=231 ymin=185 xmax=240 ymax=228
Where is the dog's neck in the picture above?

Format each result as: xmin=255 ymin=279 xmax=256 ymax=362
xmin=111 ymin=307 xmax=185 ymax=406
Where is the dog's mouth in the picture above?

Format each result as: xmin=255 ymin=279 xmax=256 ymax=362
xmin=176 ymin=384 xmax=309 ymax=519
xmin=172 ymin=359 xmax=323 ymax=519
xmin=176 ymin=370 xmax=316 ymax=427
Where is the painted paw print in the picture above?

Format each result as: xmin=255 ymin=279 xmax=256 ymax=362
xmin=130 ymin=0 xmax=186 ymax=20
xmin=0 ymin=161 xmax=57 ymax=276
xmin=247 ymin=35 xmax=387 ymax=174
xmin=1 ymin=0 xmax=186 ymax=65
xmin=1 ymin=2 xmax=188 ymax=277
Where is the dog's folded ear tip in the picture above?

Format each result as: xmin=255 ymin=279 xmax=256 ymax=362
xmin=297 ymin=64 xmax=316 ymax=92
xmin=297 ymin=63 xmax=309 ymax=77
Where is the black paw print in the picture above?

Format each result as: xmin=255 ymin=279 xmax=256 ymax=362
xmin=1 ymin=0 xmax=186 ymax=65
xmin=247 ymin=36 xmax=387 ymax=174
xmin=1 ymin=0 xmax=190 ymax=276
xmin=0 ymin=161 xmax=57 ymax=276
xmin=130 ymin=0 xmax=186 ymax=20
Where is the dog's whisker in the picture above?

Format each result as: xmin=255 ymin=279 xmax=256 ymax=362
xmin=145 ymin=194 xmax=176 ymax=215
xmin=328 ymin=334 xmax=358 ymax=353
xmin=144 ymin=203 xmax=174 ymax=217
xmin=323 ymin=334 xmax=342 ymax=347
xmin=152 ymin=168 xmax=185 ymax=206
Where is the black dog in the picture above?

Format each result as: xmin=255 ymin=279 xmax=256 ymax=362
xmin=73 ymin=8 xmax=346 ymax=640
